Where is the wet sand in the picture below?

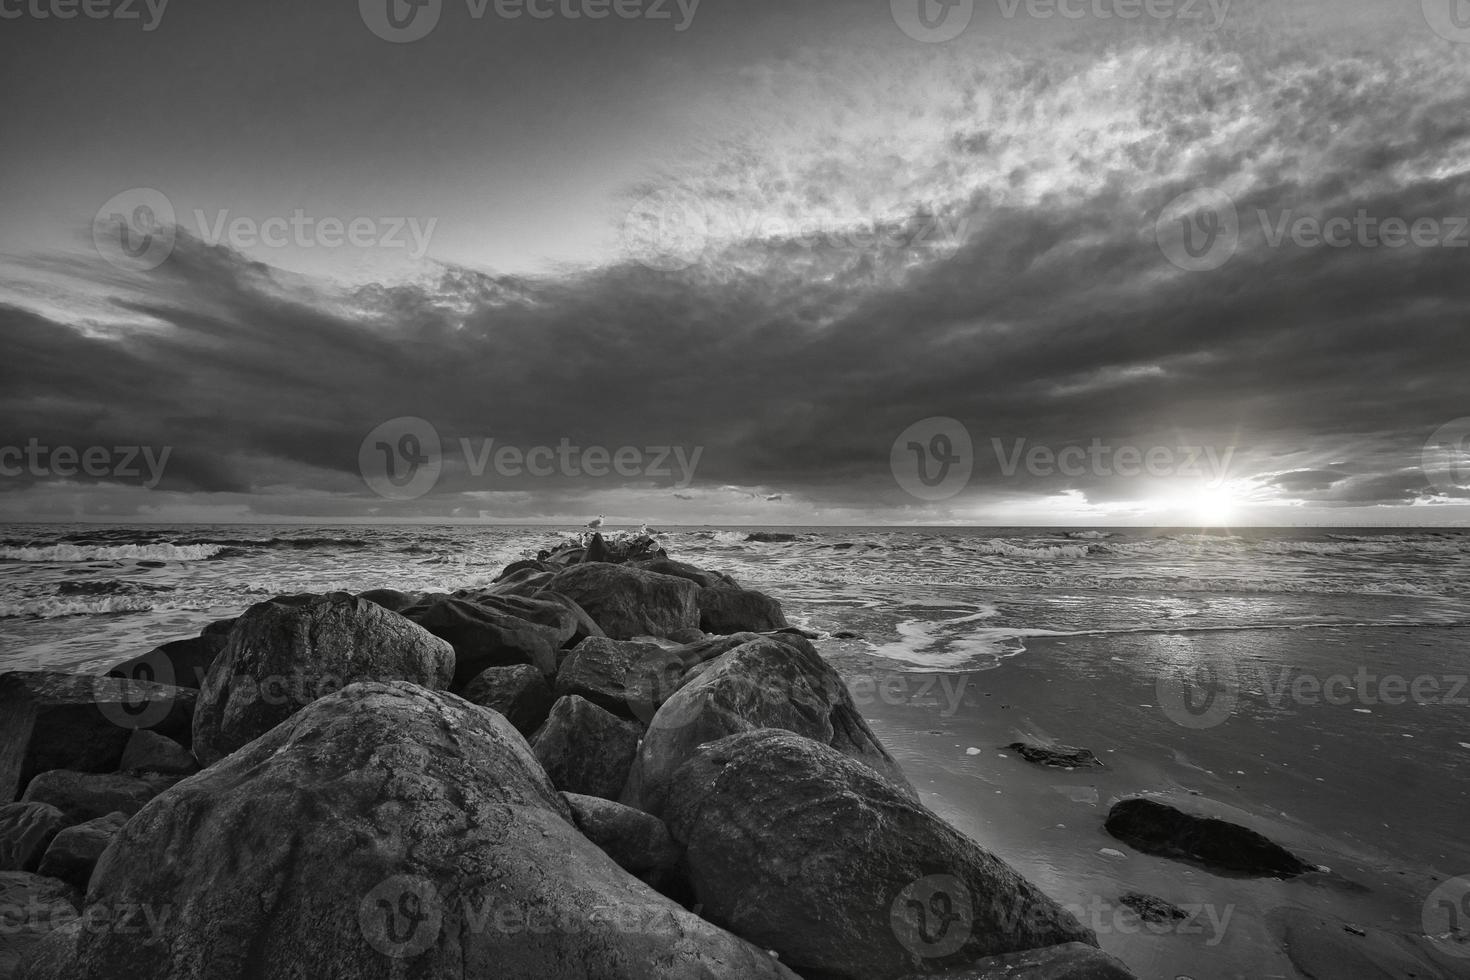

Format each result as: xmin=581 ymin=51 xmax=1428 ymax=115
xmin=822 ymin=627 xmax=1470 ymax=979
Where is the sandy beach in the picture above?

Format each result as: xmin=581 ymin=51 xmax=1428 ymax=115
xmin=830 ymin=628 xmax=1470 ymax=978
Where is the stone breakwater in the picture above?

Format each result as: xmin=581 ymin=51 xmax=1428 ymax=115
xmin=0 ymin=532 xmax=1136 ymax=980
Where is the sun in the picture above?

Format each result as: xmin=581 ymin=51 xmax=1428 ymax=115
xmin=1188 ymin=488 xmax=1236 ymax=527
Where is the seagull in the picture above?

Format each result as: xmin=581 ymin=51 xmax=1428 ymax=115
xmin=586 ymin=515 xmax=605 ymax=531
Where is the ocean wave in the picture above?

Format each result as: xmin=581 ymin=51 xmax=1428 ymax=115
xmin=173 ymin=536 xmax=370 ymax=550
xmin=0 ymin=543 xmax=226 ymax=563
xmin=56 ymin=580 xmax=174 ymax=597
xmin=964 ymin=539 xmax=1092 ymax=560
xmin=0 ymin=596 xmax=157 ymax=619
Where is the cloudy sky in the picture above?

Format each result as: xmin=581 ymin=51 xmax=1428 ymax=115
xmin=1 ymin=0 xmax=1467 ymax=526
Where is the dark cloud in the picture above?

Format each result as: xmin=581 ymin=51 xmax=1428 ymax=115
xmin=1 ymin=16 xmax=1467 ymax=523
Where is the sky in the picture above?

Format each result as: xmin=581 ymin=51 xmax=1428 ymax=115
xmin=1 ymin=0 xmax=1468 ymax=526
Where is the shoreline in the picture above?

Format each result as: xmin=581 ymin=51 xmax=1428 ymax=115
xmin=2 ymin=532 xmax=1468 ymax=977
xmin=835 ymin=630 xmax=1470 ymax=978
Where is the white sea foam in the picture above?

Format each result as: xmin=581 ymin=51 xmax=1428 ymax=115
xmin=0 ymin=543 xmax=226 ymax=563
xmin=0 ymin=596 xmax=157 ymax=619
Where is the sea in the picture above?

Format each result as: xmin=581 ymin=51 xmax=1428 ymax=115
xmin=2 ymin=523 xmax=1466 ymax=675
xmin=2 ymin=523 xmax=1469 ymax=975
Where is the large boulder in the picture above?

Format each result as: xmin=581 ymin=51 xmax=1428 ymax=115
xmin=484 ymin=566 xmax=559 ymax=598
xmin=0 ymin=872 xmax=78 ymax=980
xmin=532 ymin=696 xmax=642 ymax=801
xmin=532 ymin=591 xmax=606 ymax=648
xmin=192 ymin=593 xmax=454 ymax=766
xmin=400 ymin=594 xmax=572 ymax=685
xmin=666 ymin=731 xmax=1096 ymax=980
xmin=622 ymin=636 xmax=913 ymax=816
xmin=562 ymin=792 xmax=682 ymax=888
xmin=631 ymin=558 xmax=739 ymax=590
xmin=555 ymin=637 xmax=688 ymax=722
xmin=897 ymin=942 xmax=1135 ymax=979
xmin=537 ymin=563 xmax=699 ymax=640
xmin=0 ymin=672 xmax=195 ymax=804
xmin=356 ymin=588 xmax=427 ymax=614
xmin=0 ymin=803 xmax=70 ymax=873
xmin=19 ymin=772 xmax=161 ymax=823
xmin=696 ymin=587 xmax=789 ymax=635
xmin=461 ymin=665 xmax=554 ymax=736
xmin=118 ymin=729 xmax=199 ymax=777
xmin=106 ymin=632 xmax=228 ymax=691
xmin=1104 ymin=797 xmax=1312 ymax=878
xmin=36 ymin=811 xmax=129 ymax=890
xmin=31 ymin=682 xmax=796 ymax=980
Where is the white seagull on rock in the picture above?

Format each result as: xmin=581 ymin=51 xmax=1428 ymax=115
xmin=586 ymin=515 xmax=605 ymax=531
